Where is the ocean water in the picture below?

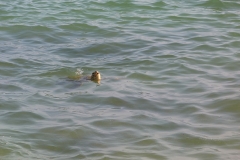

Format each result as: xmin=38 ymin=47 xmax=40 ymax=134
xmin=1 ymin=0 xmax=240 ymax=159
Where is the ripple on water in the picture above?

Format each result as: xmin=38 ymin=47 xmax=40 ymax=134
xmin=1 ymin=111 xmax=45 ymax=126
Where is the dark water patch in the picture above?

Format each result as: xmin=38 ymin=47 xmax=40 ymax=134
xmin=0 ymin=15 xmax=21 ymax=21
xmin=192 ymin=44 xmax=226 ymax=51
xmin=199 ymin=0 xmax=226 ymax=10
xmin=222 ymin=60 xmax=240 ymax=71
xmin=133 ymin=138 xmax=160 ymax=148
xmin=223 ymin=40 xmax=240 ymax=49
xmin=11 ymin=58 xmax=45 ymax=70
xmin=188 ymin=152 xmax=220 ymax=160
xmin=187 ymin=36 xmax=218 ymax=43
xmin=95 ymin=149 xmax=167 ymax=160
xmin=97 ymin=96 xmax=133 ymax=108
xmin=0 ymin=68 xmax=21 ymax=77
xmin=20 ymin=77 xmax=56 ymax=91
xmin=179 ymin=63 xmax=209 ymax=75
xmin=92 ymin=1 xmax=138 ymax=11
xmin=128 ymin=72 xmax=158 ymax=81
xmin=152 ymin=1 xmax=167 ymax=8
xmin=0 ymin=83 xmax=24 ymax=92
xmin=199 ymin=0 xmax=240 ymax=11
xmin=0 ymin=26 xmax=66 ymax=45
xmin=168 ymin=14 xmax=215 ymax=25
xmin=190 ymin=112 xmax=227 ymax=125
xmin=81 ymin=43 xmax=124 ymax=56
xmin=1 ymin=111 xmax=45 ymax=126
xmin=0 ymin=101 xmax=21 ymax=111
xmin=59 ymin=23 xmax=100 ymax=32
xmin=15 ymin=32 xmax=65 ymax=44
xmin=0 ymin=25 xmax=53 ymax=34
xmin=37 ymin=67 xmax=72 ymax=78
xmin=154 ymin=54 xmax=177 ymax=60
xmin=179 ymin=56 xmax=209 ymax=66
xmin=0 ymin=147 xmax=12 ymax=157
xmin=39 ymin=126 xmax=90 ymax=140
xmin=227 ymin=31 xmax=240 ymax=38
xmin=208 ymin=99 xmax=240 ymax=116
xmin=0 ymin=61 xmax=19 ymax=68
xmin=103 ymin=57 xmax=154 ymax=68
xmin=90 ymin=119 xmax=141 ymax=133
xmin=147 ymin=120 xmax=183 ymax=133
xmin=208 ymin=56 xmax=233 ymax=66
xmin=182 ymin=85 xmax=206 ymax=95
xmin=51 ymin=48 xmax=83 ymax=58
xmin=167 ymin=133 xmax=205 ymax=147
xmin=40 ymin=16 xmax=59 ymax=22
xmin=177 ymin=105 xmax=200 ymax=115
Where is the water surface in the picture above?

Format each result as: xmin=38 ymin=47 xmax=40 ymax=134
xmin=1 ymin=0 xmax=240 ymax=159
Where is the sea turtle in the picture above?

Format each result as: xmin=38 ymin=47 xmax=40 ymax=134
xmin=67 ymin=70 xmax=101 ymax=85
xmin=89 ymin=71 xmax=101 ymax=81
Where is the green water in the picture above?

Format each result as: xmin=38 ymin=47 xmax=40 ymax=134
xmin=1 ymin=0 xmax=240 ymax=159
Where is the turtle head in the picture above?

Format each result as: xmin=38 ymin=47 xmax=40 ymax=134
xmin=91 ymin=71 xmax=101 ymax=81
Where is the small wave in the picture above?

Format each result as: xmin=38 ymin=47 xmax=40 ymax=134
xmin=1 ymin=111 xmax=45 ymax=125
xmin=198 ymin=0 xmax=240 ymax=11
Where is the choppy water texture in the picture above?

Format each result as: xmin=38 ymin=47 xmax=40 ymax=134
xmin=1 ymin=0 xmax=240 ymax=159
